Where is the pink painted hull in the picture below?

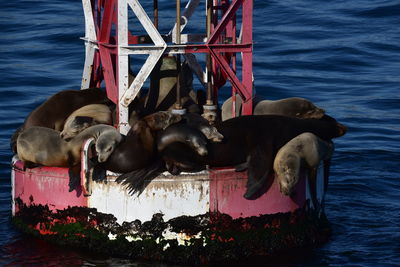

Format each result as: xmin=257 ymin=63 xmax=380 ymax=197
xmin=209 ymin=168 xmax=306 ymax=218
xmin=12 ymin=159 xmax=311 ymax=221
xmin=12 ymin=160 xmax=87 ymax=214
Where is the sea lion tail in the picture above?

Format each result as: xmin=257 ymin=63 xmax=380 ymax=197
xmin=10 ymin=126 xmax=23 ymax=154
xmin=116 ymin=159 xmax=165 ymax=195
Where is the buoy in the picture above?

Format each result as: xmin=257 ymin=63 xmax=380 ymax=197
xmin=11 ymin=0 xmax=332 ymax=264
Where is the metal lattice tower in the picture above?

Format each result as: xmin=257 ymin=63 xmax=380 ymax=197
xmin=81 ymin=0 xmax=253 ymax=134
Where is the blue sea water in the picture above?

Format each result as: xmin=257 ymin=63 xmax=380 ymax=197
xmin=1 ymin=0 xmax=399 ymax=266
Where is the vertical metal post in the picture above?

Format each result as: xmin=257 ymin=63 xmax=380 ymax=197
xmin=241 ymin=0 xmax=253 ymax=115
xmin=175 ymin=0 xmax=182 ymax=110
xmin=153 ymin=0 xmax=158 ymax=29
xmin=117 ymin=0 xmax=130 ymax=134
xmin=202 ymin=0 xmax=218 ymax=124
xmin=206 ymin=0 xmax=213 ymax=105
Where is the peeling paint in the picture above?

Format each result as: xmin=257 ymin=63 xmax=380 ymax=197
xmin=89 ymin=172 xmax=210 ymax=223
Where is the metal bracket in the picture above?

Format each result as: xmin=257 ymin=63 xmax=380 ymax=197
xmin=81 ymin=138 xmax=96 ymax=197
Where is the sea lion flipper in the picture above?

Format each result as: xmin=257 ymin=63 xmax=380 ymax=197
xmin=308 ymin=167 xmax=319 ymax=211
xmin=323 ymin=159 xmax=331 ymax=193
xmin=234 ymin=161 xmax=248 ymax=172
xmin=10 ymin=126 xmax=23 ymax=154
xmin=68 ymin=165 xmax=81 ymax=192
xmin=244 ymin=146 xmax=274 ymax=200
xmin=320 ymin=159 xmax=331 ymax=212
xmin=116 ymin=159 xmax=165 ymax=195
xmin=89 ymin=157 xmax=107 ymax=182
xmin=165 ymin=160 xmax=181 ymax=175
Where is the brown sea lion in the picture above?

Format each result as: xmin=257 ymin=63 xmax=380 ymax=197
xmin=159 ymin=114 xmax=346 ymax=200
xmin=221 ymin=95 xmax=325 ymax=121
xmin=273 ymin=132 xmax=334 ymax=209
xmin=11 ymin=88 xmax=110 ymax=153
xmin=60 ymin=104 xmax=113 ymax=140
xmin=17 ymin=124 xmax=122 ymax=167
xmin=17 ymin=124 xmax=122 ymax=191
xmin=142 ymin=111 xmax=182 ymax=130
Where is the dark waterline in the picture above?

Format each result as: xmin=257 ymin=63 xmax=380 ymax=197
xmin=1 ymin=0 xmax=399 ymax=266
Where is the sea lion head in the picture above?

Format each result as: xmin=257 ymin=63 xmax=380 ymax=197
xmin=319 ymin=114 xmax=347 ymax=137
xmin=302 ymin=106 xmax=325 ymax=119
xmin=95 ymin=130 xmax=123 ymax=163
xmin=61 ymin=116 xmax=96 ymax=141
xmin=199 ymin=125 xmax=224 ymax=142
xmin=295 ymin=98 xmax=325 ymax=119
xmin=184 ymin=113 xmax=224 ymax=142
xmin=190 ymin=134 xmax=208 ymax=156
xmin=276 ymin=153 xmax=300 ymax=196
xmin=143 ymin=111 xmax=182 ymax=130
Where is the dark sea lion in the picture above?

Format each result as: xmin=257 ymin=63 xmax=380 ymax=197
xmin=157 ymin=123 xmax=208 ymax=157
xmin=160 ymin=114 xmax=346 ymax=200
xmin=182 ymin=113 xmax=223 ymax=142
xmin=101 ymin=111 xmax=181 ymax=173
xmin=11 ymin=88 xmax=110 ymax=153
xmin=105 ymin=113 xmax=219 ymax=193
xmin=17 ymin=124 xmax=122 ymax=191
xmin=60 ymin=104 xmax=113 ymax=140
xmin=221 ymin=95 xmax=325 ymax=121
xmin=154 ymin=112 xmax=223 ymax=173
xmin=100 ymin=120 xmax=156 ymax=173
xmin=273 ymin=132 xmax=334 ymax=209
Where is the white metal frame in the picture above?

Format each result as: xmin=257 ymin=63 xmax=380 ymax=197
xmin=81 ymin=0 xmax=98 ymax=90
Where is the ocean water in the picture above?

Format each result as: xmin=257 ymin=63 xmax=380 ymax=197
xmin=1 ymin=0 xmax=399 ymax=266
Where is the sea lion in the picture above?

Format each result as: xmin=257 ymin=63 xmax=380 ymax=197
xmin=11 ymin=88 xmax=110 ymax=153
xmin=273 ymin=132 xmax=334 ymax=209
xmin=60 ymin=104 xmax=113 ymax=140
xmin=17 ymin=124 xmax=122 ymax=190
xmin=182 ymin=113 xmax=223 ymax=142
xmin=156 ymin=113 xmax=224 ymax=160
xmin=100 ymin=111 xmax=181 ymax=173
xmin=221 ymin=95 xmax=325 ymax=121
xmin=17 ymin=124 xmax=122 ymax=166
xmin=159 ymin=114 xmax=346 ymax=200
xmin=157 ymin=123 xmax=208 ymax=157
xmin=142 ymin=111 xmax=182 ymax=130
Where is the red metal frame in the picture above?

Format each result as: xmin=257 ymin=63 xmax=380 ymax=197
xmin=89 ymin=0 xmax=119 ymax=104
xmin=87 ymin=0 xmax=253 ymax=116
